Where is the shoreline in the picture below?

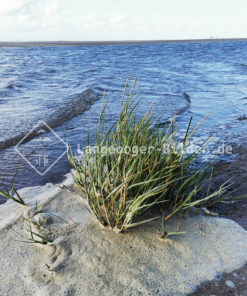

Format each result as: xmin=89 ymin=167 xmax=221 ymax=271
xmin=1 ymin=38 xmax=247 ymax=47
xmin=0 ymin=140 xmax=243 ymax=206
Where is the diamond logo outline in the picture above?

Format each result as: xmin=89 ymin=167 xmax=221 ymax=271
xmin=15 ymin=120 xmax=68 ymax=176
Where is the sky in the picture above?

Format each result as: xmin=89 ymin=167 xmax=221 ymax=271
xmin=0 ymin=0 xmax=246 ymax=41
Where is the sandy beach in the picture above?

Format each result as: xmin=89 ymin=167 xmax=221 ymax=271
xmin=1 ymin=165 xmax=247 ymax=295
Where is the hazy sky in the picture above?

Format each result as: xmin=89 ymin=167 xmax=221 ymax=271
xmin=0 ymin=0 xmax=246 ymax=41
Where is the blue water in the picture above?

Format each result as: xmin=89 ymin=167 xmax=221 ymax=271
xmin=1 ymin=41 xmax=247 ymax=191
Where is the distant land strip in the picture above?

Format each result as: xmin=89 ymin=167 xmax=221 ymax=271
xmin=0 ymin=38 xmax=247 ymax=47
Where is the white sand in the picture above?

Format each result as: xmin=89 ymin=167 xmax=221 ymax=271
xmin=1 ymin=175 xmax=247 ymax=296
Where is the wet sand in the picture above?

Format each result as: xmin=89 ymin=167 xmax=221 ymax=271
xmin=191 ymin=144 xmax=247 ymax=295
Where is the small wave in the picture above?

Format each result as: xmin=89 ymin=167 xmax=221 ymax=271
xmin=237 ymin=63 xmax=247 ymax=69
xmin=86 ymin=68 xmax=97 ymax=73
xmin=94 ymin=86 xmax=105 ymax=92
xmin=0 ymin=89 xmax=99 ymax=150
xmin=0 ymin=91 xmax=8 ymax=101
xmin=155 ymin=92 xmax=191 ymax=127
xmin=7 ymin=83 xmax=15 ymax=89
xmin=6 ymin=83 xmax=22 ymax=89
xmin=47 ymin=69 xmax=56 ymax=74
xmin=161 ymin=93 xmax=179 ymax=97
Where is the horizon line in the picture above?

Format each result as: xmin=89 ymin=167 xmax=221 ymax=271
xmin=1 ymin=38 xmax=247 ymax=47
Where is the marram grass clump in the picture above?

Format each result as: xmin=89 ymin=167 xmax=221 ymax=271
xmin=68 ymin=79 xmax=231 ymax=232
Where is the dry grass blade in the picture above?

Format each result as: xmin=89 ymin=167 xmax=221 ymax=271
xmin=0 ymin=174 xmax=26 ymax=206
xmin=26 ymin=226 xmax=53 ymax=245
